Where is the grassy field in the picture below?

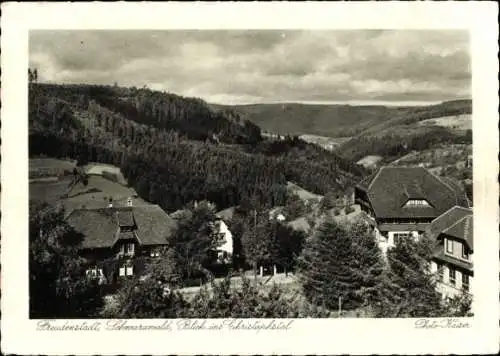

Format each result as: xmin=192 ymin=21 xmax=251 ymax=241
xmin=298 ymin=134 xmax=351 ymax=151
xmin=286 ymin=181 xmax=323 ymax=202
xmin=419 ymin=114 xmax=472 ymax=131
xmin=29 ymin=158 xmax=76 ymax=178
xmin=84 ymin=163 xmax=127 ymax=185
xmin=30 ymin=178 xmax=73 ymax=203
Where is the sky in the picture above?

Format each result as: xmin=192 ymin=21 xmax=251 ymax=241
xmin=29 ymin=30 xmax=471 ymax=105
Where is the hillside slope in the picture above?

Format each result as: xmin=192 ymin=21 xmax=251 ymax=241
xmin=213 ymin=99 xmax=471 ymax=138
xmin=29 ymin=83 xmax=364 ymax=213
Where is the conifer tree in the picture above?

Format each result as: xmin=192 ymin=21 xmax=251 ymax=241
xmin=29 ymin=200 xmax=104 ymax=318
xmin=297 ymin=219 xmax=373 ymax=311
xmin=377 ymin=235 xmax=444 ymax=317
xmin=347 ymin=221 xmax=387 ymax=309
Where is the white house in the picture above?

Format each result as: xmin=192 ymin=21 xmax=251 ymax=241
xmin=212 ymin=217 xmax=233 ymax=264
xmin=354 ymin=166 xmax=470 ymax=254
xmin=428 ymin=206 xmax=473 ymax=302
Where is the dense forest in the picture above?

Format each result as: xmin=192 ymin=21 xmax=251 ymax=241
xmin=29 ymin=83 xmax=364 ymax=212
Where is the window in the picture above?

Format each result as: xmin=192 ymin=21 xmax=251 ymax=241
xmin=393 ymin=232 xmax=410 ymax=245
xmin=462 ymin=274 xmax=469 ymax=292
xmin=125 ymin=243 xmax=134 ymax=255
xmin=406 ymin=199 xmax=430 ymax=207
xmin=462 ymin=244 xmax=469 ymax=260
xmin=120 ymin=242 xmax=135 ymax=256
xmin=446 ymin=239 xmax=454 ymax=254
xmin=150 ymin=249 xmax=161 ymax=257
xmin=85 ymin=268 xmax=103 ymax=280
xmin=449 ymin=268 xmax=456 ymax=286
xmin=119 ymin=265 xmax=133 ymax=277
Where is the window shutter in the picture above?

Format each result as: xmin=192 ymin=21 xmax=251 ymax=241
xmin=126 ymin=266 xmax=133 ymax=276
xmin=119 ymin=267 xmax=125 ymax=276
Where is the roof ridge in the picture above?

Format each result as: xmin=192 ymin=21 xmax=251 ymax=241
xmin=462 ymin=215 xmax=471 ymax=241
xmin=426 ymin=169 xmax=461 ymax=205
xmin=367 ymin=166 xmax=385 ymax=191
xmin=442 ymin=215 xmax=470 ymax=236
xmin=430 ymin=205 xmax=464 ymax=228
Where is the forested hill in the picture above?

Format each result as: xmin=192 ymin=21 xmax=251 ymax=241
xmin=29 ymin=83 xmax=364 ymax=212
xmin=214 ymin=99 xmax=472 ymax=138
xmin=33 ymin=83 xmax=262 ymax=144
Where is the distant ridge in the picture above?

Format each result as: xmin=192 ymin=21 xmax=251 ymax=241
xmin=213 ymin=99 xmax=472 ymax=138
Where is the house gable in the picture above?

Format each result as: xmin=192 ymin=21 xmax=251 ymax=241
xmin=66 ymin=204 xmax=177 ymax=250
xmin=430 ymin=206 xmax=473 ymax=272
xmin=355 ymin=167 xmax=469 ymax=220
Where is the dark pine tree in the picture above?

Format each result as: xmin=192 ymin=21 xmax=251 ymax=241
xmin=378 ymin=235 xmax=445 ymax=317
xmin=297 ymin=219 xmax=373 ymax=311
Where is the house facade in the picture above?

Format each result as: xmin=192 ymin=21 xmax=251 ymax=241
xmin=214 ymin=207 xmax=235 ymax=264
xmin=428 ymin=206 xmax=473 ymax=301
xmin=65 ymin=201 xmax=177 ymax=285
xmin=354 ymin=166 xmax=470 ymax=254
xmin=212 ymin=218 xmax=234 ymax=264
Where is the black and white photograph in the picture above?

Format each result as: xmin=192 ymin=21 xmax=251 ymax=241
xmin=27 ymin=29 xmax=475 ymax=319
xmin=1 ymin=2 xmax=498 ymax=355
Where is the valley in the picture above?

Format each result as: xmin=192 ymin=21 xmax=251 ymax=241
xmin=28 ymin=80 xmax=473 ymax=320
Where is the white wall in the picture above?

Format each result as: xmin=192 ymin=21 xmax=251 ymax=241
xmin=430 ymin=261 xmax=473 ymax=300
xmin=216 ymin=220 xmax=233 ymax=255
xmin=387 ymin=230 xmax=420 ymax=247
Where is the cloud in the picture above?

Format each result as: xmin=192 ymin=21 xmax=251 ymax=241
xmin=29 ymin=30 xmax=471 ymax=104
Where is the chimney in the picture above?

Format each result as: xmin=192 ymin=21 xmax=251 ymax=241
xmin=127 ymin=197 xmax=133 ymax=207
xmin=108 ymin=197 xmax=113 ymax=208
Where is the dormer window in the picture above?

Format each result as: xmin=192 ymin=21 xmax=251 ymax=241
xmin=120 ymin=242 xmax=135 ymax=256
xmin=446 ymin=238 xmax=453 ymax=254
xmin=462 ymin=244 xmax=469 ymax=260
xmin=405 ymin=199 xmax=430 ymax=207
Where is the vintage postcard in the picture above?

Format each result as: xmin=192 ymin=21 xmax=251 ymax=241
xmin=1 ymin=2 xmax=499 ymax=355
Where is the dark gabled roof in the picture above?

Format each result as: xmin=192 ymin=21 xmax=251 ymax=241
xmin=355 ymin=166 xmax=469 ymax=219
xmin=442 ymin=215 xmax=473 ymax=250
xmin=66 ymin=205 xmax=177 ymax=249
xmin=117 ymin=230 xmax=137 ymax=242
xmin=132 ymin=205 xmax=178 ymax=246
xmin=66 ymin=208 xmax=118 ymax=249
xmin=116 ymin=209 xmax=135 ymax=227
xmin=427 ymin=206 xmax=473 ymax=248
